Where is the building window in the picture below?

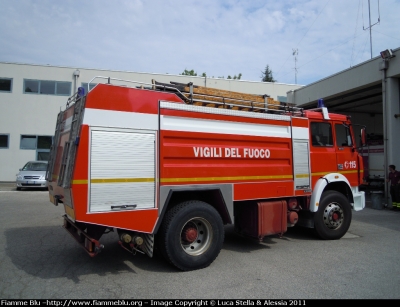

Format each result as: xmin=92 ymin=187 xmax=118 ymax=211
xmin=40 ymin=80 xmax=56 ymax=94
xmin=20 ymin=135 xmax=53 ymax=161
xmin=37 ymin=135 xmax=53 ymax=161
xmin=81 ymin=82 xmax=97 ymax=92
xmin=24 ymin=80 xmax=39 ymax=93
xmin=0 ymin=78 xmax=12 ymax=92
xmin=20 ymin=135 xmax=37 ymax=149
xmin=277 ymin=96 xmax=287 ymax=103
xmin=57 ymin=82 xmax=72 ymax=95
xmin=23 ymin=79 xmax=71 ymax=96
xmin=20 ymin=135 xmax=53 ymax=149
xmin=37 ymin=151 xmax=50 ymax=161
xmin=0 ymin=134 xmax=9 ymax=149
xmin=37 ymin=136 xmax=52 ymax=149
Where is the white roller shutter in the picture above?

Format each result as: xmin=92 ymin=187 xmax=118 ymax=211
xmin=89 ymin=128 xmax=156 ymax=212
xmin=293 ymin=140 xmax=311 ymax=189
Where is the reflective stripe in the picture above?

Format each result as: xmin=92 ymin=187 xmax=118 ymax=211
xmin=312 ymin=170 xmax=360 ymax=176
xmin=71 ymin=175 xmax=294 ymax=185
xmin=160 ymin=175 xmax=293 ymax=183
xmin=71 ymin=171 xmax=358 ymax=185
xmin=91 ymin=178 xmax=154 ymax=183
xmin=71 ymin=178 xmax=154 ymax=184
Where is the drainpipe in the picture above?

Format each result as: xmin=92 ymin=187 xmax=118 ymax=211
xmin=73 ymin=69 xmax=80 ymax=93
xmin=379 ymin=60 xmax=389 ymax=206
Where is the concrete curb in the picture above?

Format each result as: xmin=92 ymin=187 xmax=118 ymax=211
xmin=0 ymin=182 xmax=17 ymax=191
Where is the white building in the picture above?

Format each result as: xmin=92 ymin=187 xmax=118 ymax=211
xmin=0 ymin=62 xmax=302 ymax=182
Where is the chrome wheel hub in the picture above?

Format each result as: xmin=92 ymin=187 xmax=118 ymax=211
xmin=180 ymin=217 xmax=212 ymax=256
xmin=323 ymin=202 xmax=344 ymax=229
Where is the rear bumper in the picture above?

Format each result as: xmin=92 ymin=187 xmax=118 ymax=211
xmin=63 ymin=215 xmax=104 ymax=257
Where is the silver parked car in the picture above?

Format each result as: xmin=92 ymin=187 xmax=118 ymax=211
xmin=16 ymin=161 xmax=48 ymax=190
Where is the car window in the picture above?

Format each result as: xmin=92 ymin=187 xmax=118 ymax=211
xmin=22 ymin=162 xmax=48 ymax=171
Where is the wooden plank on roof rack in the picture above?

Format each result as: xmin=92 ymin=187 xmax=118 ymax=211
xmin=153 ymin=80 xmax=282 ymax=111
xmin=183 ymin=85 xmax=281 ymax=110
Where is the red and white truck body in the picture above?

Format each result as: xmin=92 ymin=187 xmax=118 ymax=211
xmin=47 ymin=78 xmax=365 ymax=271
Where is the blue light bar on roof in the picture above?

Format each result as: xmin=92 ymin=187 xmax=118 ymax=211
xmin=77 ymin=87 xmax=85 ymax=98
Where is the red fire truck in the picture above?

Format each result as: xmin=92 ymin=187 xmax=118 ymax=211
xmin=46 ymin=77 xmax=366 ymax=271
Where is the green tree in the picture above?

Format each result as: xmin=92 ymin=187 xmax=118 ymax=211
xmin=261 ymin=65 xmax=276 ymax=82
xmin=181 ymin=69 xmax=197 ymax=76
xmin=180 ymin=70 xmax=241 ymax=80
xmin=227 ymin=73 xmax=242 ymax=80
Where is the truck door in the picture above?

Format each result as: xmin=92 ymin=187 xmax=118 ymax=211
xmin=310 ymin=122 xmax=336 ymax=186
xmin=334 ymin=123 xmax=359 ymax=185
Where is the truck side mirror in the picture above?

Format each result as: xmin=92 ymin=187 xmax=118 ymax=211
xmin=360 ymin=127 xmax=366 ymax=146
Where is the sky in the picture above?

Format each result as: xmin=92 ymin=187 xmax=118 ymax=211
xmin=1 ymin=0 xmax=399 ymax=85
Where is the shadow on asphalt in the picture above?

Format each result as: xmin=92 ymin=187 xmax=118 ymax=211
xmin=5 ymin=223 xmax=320 ymax=279
xmin=222 ymin=224 xmax=317 ymax=251
xmin=4 ymin=226 xmax=175 ymax=280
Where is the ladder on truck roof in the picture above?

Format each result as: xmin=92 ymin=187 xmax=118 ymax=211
xmin=46 ymin=111 xmax=63 ymax=182
xmin=81 ymin=76 xmax=304 ymax=116
xmin=153 ymin=80 xmax=304 ymax=115
xmin=58 ymin=93 xmax=86 ymax=188
xmin=46 ymin=91 xmax=86 ymax=189
xmin=46 ymin=90 xmax=86 ymax=183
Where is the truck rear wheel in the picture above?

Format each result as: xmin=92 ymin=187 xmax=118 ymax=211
xmin=157 ymin=200 xmax=224 ymax=271
xmin=314 ymin=191 xmax=352 ymax=240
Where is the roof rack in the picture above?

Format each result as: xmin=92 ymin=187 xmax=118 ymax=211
xmin=152 ymin=80 xmax=304 ymax=116
xmin=65 ymin=76 xmax=304 ymax=116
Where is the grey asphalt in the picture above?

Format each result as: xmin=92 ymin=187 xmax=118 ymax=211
xmin=1 ymin=182 xmax=399 ymax=300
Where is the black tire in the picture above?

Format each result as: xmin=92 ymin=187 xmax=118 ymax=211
xmin=16 ymin=187 xmax=21 ymax=191
xmin=157 ymin=200 xmax=224 ymax=271
xmin=314 ymin=190 xmax=352 ymax=240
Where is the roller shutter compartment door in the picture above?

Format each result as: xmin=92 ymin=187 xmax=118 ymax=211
xmin=293 ymin=140 xmax=311 ymax=190
xmin=89 ymin=129 xmax=156 ymax=212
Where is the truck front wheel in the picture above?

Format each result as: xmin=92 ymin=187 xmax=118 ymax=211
xmin=314 ymin=191 xmax=352 ymax=240
xmin=157 ymin=200 xmax=224 ymax=271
